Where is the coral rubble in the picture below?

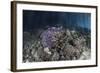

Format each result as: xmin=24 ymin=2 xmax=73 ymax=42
xmin=23 ymin=26 xmax=91 ymax=62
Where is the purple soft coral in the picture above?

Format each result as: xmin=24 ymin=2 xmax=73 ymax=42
xmin=40 ymin=26 xmax=63 ymax=48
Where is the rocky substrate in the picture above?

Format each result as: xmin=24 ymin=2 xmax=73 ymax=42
xmin=23 ymin=27 xmax=91 ymax=63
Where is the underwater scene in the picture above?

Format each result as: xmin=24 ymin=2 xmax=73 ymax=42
xmin=23 ymin=10 xmax=91 ymax=63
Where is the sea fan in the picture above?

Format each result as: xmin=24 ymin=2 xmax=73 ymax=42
xmin=40 ymin=26 xmax=63 ymax=48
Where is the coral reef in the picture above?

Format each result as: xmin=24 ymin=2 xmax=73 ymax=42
xmin=23 ymin=26 xmax=91 ymax=62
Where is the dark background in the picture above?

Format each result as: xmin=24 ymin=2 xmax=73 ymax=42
xmin=23 ymin=10 xmax=91 ymax=32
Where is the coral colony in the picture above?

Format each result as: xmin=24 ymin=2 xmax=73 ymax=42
xmin=40 ymin=26 xmax=63 ymax=49
xmin=23 ymin=26 xmax=91 ymax=62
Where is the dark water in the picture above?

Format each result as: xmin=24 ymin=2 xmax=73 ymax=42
xmin=23 ymin=10 xmax=91 ymax=32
